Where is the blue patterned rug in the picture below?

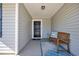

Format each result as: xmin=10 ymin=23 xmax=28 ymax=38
xmin=45 ymin=50 xmax=72 ymax=56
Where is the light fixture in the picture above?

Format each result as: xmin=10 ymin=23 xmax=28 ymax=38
xmin=41 ymin=4 xmax=45 ymax=10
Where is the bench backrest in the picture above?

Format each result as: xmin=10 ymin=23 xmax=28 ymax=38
xmin=57 ymin=32 xmax=70 ymax=43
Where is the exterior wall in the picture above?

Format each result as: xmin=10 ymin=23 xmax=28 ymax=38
xmin=42 ymin=18 xmax=51 ymax=38
xmin=0 ymin=4 xmax=15 ymax=53
xmin=18 ymin=4 xmax=32 ymax=52
xmin=51 ymin=4 xmax=79 ymax=55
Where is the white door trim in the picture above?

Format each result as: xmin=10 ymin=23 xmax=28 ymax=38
xmin=15 ymin=3 xmax=19 ymax=55
xmin=32 ymin=19 xmax=42 ymax=39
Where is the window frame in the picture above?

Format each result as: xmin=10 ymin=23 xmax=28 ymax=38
xmin=0 ymin=3 xmax=2 ymax=37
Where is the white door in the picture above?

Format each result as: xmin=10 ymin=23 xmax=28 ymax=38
xmin=32 ymin=19 xmax=42 ymax=39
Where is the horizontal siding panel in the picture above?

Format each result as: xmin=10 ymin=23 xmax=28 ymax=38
xmin=0 ymin=3 xmax=15 ymax=53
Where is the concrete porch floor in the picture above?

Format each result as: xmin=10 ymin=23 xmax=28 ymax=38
xmin=18 ymin=39 xmax=71 ymax=56
xmin=19 ymin=40 xmax=41 ymax=56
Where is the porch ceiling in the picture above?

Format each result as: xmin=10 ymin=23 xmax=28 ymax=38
xmin=24 ymin=3 xmax=64 ymax=19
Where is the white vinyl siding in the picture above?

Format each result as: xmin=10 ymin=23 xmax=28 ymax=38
xmin=0 ymin=4 xmax=15 ymax=53
xmin=18 ymin=4 xmax=32 ymax=53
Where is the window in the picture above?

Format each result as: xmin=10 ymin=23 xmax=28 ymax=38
xmin=0 ymin=4 xmax=2 ymax=37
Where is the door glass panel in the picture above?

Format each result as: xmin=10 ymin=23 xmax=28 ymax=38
xmin=34 ymin=21 xmax=41 ymax=37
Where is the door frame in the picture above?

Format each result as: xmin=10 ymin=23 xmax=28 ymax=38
xmin=32 ymin=19 xmax=42 ymax=39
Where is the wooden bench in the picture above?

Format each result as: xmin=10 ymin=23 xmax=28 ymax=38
xmin=49 ymin=32 xmax=70 ymax=53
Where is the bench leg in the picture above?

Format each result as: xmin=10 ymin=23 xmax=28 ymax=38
xmin=57 ymin=43 xmax=59 ymax=53
xmin=57 ymin=39 xmax=59 ymax=53
xmin=67 ymin=43 xmax=70 ymax=53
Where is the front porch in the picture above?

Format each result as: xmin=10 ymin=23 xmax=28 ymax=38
xmin=17 ymin=3 xmax=79 ymax=56
xmin=19 ymin=39 xmax=72 ymax=56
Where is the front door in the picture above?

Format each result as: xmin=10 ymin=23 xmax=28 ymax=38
xmin=32 ymin=19 xmax=42 ymax=39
